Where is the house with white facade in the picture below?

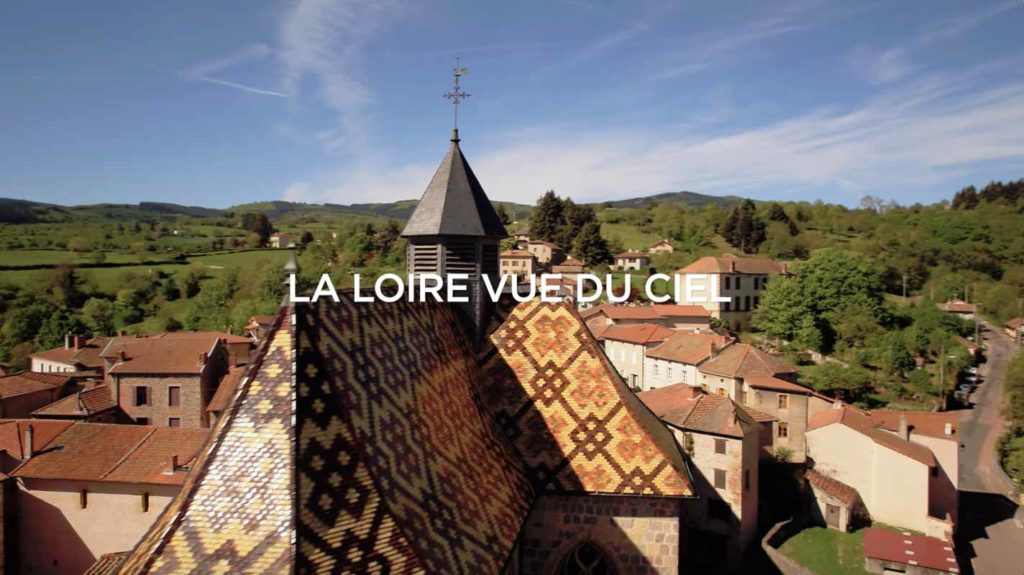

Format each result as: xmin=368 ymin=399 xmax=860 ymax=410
xmin=582 ymin=303 xmax=711 ymax=336
xmin=644 ymin=332 xmax=735 ymax=389
xmin=613 ymin=250 xmax=650 ymax=271
xmin=675 ymin=255 xmax=789 ymax=331
xmin=599 ymin=323 xmax=675 ymax=391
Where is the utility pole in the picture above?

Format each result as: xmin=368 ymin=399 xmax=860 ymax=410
xmin=902 ymin=273 xmax=908 ymax=302
xmin=938 ymin=343 xmax=946 ymax=412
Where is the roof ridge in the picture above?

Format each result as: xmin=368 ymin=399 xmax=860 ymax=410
xmin=100 ymin=426 xmax=158 ymax=480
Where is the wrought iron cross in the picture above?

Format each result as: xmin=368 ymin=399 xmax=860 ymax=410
xmin=443 ymin=57 xmax=470 ymax=129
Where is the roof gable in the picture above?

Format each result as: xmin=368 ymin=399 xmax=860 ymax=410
xmin=402 ymin=134 xmax=508 ymax=238
xmin=699 ymin=343 xmax=797 ymax=378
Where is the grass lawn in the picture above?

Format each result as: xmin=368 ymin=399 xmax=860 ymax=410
xmin=780 ymin=527 xmax=872 ymax=575
xmin=600 ymin=223 xmax=661 ymax=251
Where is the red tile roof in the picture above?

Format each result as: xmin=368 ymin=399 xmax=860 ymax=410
xmin=104 ymin=337 xmax=220 ymax=375
xmin=527 ymin=240 xmax=562 ymax=250
xmin=12 ymin=423 xmax=208 ymax=485
xmin=677 ymin=255 xmax=788 ymax=275
xmin=0 ymin=372 xmax=68 ymax=399
xmin=31 ymin=386 xmax=116 ymax=418
xmin=937 ymin=300 xmax=976 ymax=314
xmin=745 ymin=376 xmax=815 ymax=395
xmin=580 ymin=303 xmax=710 ymax=320
xmin=868 ymin=410 xmax=959 ymax=441
xmin=808 ymin=405 xmax=937 ymax=467
xmin=0 ymin=419 xmax=74 ymax=460
xmin=863 ymin=528 xmax=959 ymax=573
xmin=31 ymin=337 xmax=112 ymax=370
xmin=699 ymin=343 xmax=797 ymax=378
xmin=647 ymin=332 xmax=734 ymax=365
xmin=1006 ymin=317 xmax=1024 ymax=329
xmin=806 ymin=468 xmax=859 ymax=507
xmin=600 ymin=323 xmax=675 ymax=345
xmin=154 ymin=331 xmax=251 ymax=345
xmin=206 ymin=367 xmax=245 ymax=414
xmin=638 ymin=384 xmax=762 ymax=438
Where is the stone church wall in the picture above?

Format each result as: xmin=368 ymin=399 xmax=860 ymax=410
xmin=516 ymin=494 xmax=682 ymax=575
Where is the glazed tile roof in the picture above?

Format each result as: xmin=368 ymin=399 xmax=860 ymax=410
xmin=677 ymin=255 xmax=788 ymax=275
xmin=863 ymin=528 xmax=959 ymax=573
xmin=0 ymin=419 xmax=73 ymax=460
xmin=0 ymin=371 xmax=67 ymax=398
xmin=808 ymin=405 xmax=937 ymax=467
xmin=480 ymin=300 xmax=693 ymax=496
xmin=638 ymin=384 xmax=761 ymax=439
xmin=599 ymin=323 xmax=676 ymax=345
xmin=647 ymin=332 xmax=734 ymax=365
xmin=11 ymin=423 xmax=207 ymax=484
xmin=806 ymin=469 xmax=859 ymax=507
xmin=699 ymin=343 xmax=797 ymax=379
xmin=84 ymin=552 xmax=131 ymax=575
xmin=117 ymin=311 xmax=294 ymax=574
xmin=31 ymin=385 xmax=116 ymax=417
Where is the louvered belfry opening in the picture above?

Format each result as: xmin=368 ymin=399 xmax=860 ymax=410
xmin=401 ymin=129 xmax=508 ymax=345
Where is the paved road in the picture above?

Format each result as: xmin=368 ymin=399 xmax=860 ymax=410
xmin=955 ymin=323 xmax=1024 ymax=575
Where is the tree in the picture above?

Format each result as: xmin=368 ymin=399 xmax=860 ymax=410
xmin=952 ymin=186 xmax=979 ymax=209
xmin=300 ymin=231 xmax=315 ymax=248
xmin=529 ymin=191 xmax=566 ymax=245
xmin=495 ymin=203 xmax=512 ymax=225
xmin=573 ymin=222 xmax=612 ymax=265
xmin=241 ymin=213 xmax=273 ymax=246
xmin=36 ymin=310 xmax=87 ymax=350
xmin=160 ymin=278 xmax=181 ymax=301
xmin=767 ymin=203 xmax=790 ymax=222
xmin=562 ymin=200 xmax=596 ymax=245
xmin=721 ymin=200 xmax=766 ymax=253
xmin=46 ymin=264 xmax=83 ymax=309
xmin=115 ymin=288 xmax=145 ymax=325
xmin=82 ymin=298 xmax=115 ymax=336
xmin=66 ymin=236 xmax=92 ymax=252
xmin=180 ymin=264 xmax=204 ymax=298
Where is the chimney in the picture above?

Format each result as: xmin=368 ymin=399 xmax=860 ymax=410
xmin=25 ymin=424 xmax=34 ymax=459
xmin=229 ymin=351 xmax=238 ymax=367
xmin=164 ymin=455 xmax=179 ymax=475
xmin=118 ymin=350 xmax=127 ymax=362
xmin=898 ymin=415 xmax=909 ymax=441
xmin=199 ymin=352 xmax=208 ymax=365
xmin=118 ymin=329 xmax=126 ymax=336
xmin=65 ymin=334 xmax=72 ymax=349
xmin=944 ymin=422 xmax=953 ymax=436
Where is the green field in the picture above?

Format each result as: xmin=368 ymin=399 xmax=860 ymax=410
xmin=600 ymin=223 xmax=661 ymax=251
xmin=780 ymin=527 xmax=872 ymax=575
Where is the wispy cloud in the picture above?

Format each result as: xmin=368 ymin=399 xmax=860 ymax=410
xmin=278 ymin=0 xmax=400 ymax=150
xmin=177 ymin=44 xmax=288 ymax=97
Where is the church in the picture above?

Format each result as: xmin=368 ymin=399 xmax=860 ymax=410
xmin=104 ymin=124 xmax=699 ymax=575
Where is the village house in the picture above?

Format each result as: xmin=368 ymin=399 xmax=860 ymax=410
xmin=269 ymin=232 xmax=294 ymax=248
xmin=1005 ymin=317 xmax=1023 ymax=343
xmin=675 ymin=255 xmax=789 ymax=331
xmin=31 ymin=385 xmax=120 ymax=423
xmin=551 ymin=256 xmax=585 ymax=275
xmin=599 ymin=323 xmax=675 ymax=391
xmin=648 ymin=238 xmax=674 ymax=254
xmin=499 ymin=249 xmax=536 ymax=279
xmin=100 ymin=336 xmax=230 ymax=428
xmin=696 ymin=343 xmax=832 ymax=462
xmin=0 ymin=372 xmax=70 ymax=418
xmin=30 ymin=335 xmax=108 ymax=375
xmin=805 ymin=404 xmax=958 ymax=539
xmin=936 ymin=299 xmax=977 ymax=320
xmin=243 ymin=314 xmax=276 ymax=343
xmin=613 ymin=249 xmax=650 ymax=271
xmin=639 ymin=385 xmax=767 ymax=571
xmin=154 ymin=331 xmax=252 ymax=366
xmin=10 ymin=423 xmax=208 ymax=575
xmin=512 ymin=227 xmax=530 ymax=245
xmin=805 ymin=468 xmax=864 ymax=531
xmin=525 ymin=239 xmax=565 ymax=267
xmin=644 ymin=332 xmax=735 ymax=389
xmin=582 ymin=303 xmax=711 ymax=335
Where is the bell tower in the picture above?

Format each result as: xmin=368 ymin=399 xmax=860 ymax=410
xmin=402 ymin=60 xmax=506 ymax=342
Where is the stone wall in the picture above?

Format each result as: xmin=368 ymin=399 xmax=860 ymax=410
xmin=517 ymin=494 xmax=682 ymax=575
xmin=761 ymin=519 xmax=816 ymax=575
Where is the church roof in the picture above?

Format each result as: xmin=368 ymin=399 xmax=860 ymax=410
xmin=115 ymin=296 xmax=693 ymax=573
xmin=402 ymin=130 xmax=508 ymax=238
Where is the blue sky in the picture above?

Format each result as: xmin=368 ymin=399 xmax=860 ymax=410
xmin=2 ymin=1 xmax=1023 ymax=208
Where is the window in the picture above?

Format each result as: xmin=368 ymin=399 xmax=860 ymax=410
xmin=725 ymin=276 xmax=731 ymax=290
xmin=723 ymin=300 xmax=731 ymax=312
xmin=714 ymin=439 xmax=727 ymax=454
xmin=79 ymin=489 xmax=88 ymax=509
xmin=754 ymin=296 xmax=760 ymax=308
xmin=708 ymin=499 xmax=730 ymax=522
xmin=778 ymin=422 xmax=789 ymax=438
xmin=735 ymin=277 xmax=742 ymax=289
xmin=744 ymin=469 xmax=751 ymax=491
xmin=168 ymin=417 xmax=181 ymax=428
xmin=136 ymin=417 xmax=150 ymax=425
xmin=778 ymin=394 xmax=789 ymax=409
xmin=653 ymin=364 xmax=659 ymax=377
xmin=134 ymin=386 xmax=150 ymax=407
xmin=753 ymin=277 xmax=760 ymax=290
xmin=141 ymin=492 xmax=150 ymax=513
xmin=714 ymin=468 xmax=727 ymax=489
xmin=740 ymin=391 xmax=748 ymax=405
xmin=744 ymin=296 xmax=751 ymax=311
xmin=717 ymin=387 xmax=726 ymax=397
xmin=667 ymin=366 xmax=672 ymax=381
xmin=168 ymin=386 xmax=181 ymax=407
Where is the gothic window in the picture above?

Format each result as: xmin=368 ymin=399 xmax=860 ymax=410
xmin=556 ymin=540 xmax=617 ymax=575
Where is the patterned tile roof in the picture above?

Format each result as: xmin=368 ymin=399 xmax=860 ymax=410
xmin=117 ymin=310 xmax=293 ymax=574
xmin=480 ymin=300 xmax=693 ymax=496
xmin=84 ymin=552 xmax=131 ymax=575
xmin=32 ymin=385 xmax=116 ymax=418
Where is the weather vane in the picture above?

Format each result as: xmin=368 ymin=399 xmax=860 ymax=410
xmin=443 ymin=56 xmax=470 ymax=130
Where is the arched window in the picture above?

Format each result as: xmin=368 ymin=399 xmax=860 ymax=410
xmin=556 ymin=540 xmax=617 ymax=575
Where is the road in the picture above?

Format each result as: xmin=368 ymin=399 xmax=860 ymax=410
xmin=956 ymin=322 xmax=1024 ymax=575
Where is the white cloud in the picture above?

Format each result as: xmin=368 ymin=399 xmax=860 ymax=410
xmin=177 ymin=44 xmax=288 ymax=97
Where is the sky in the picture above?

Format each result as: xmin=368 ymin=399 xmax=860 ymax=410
xmin=1 ymin=0 xmax=1023 ymax=209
